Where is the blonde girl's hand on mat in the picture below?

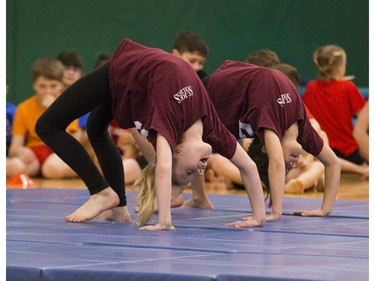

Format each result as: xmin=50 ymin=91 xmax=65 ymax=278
xmin=138 ymin=224 xmax=176 ymax=231
xmin=225 ymin=216 xmax=264 ymax=228
xmin=293 ymin=208 xmax=329 ymax=217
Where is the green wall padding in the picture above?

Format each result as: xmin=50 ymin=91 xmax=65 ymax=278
xmin=6 ymin=0 xmax=369 ymax=104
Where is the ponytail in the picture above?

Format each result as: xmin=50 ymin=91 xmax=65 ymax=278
xmin=135 ymin=163 xmax=156 ymax=226
xmin=313 ymin=45 xmax=345 ymax=80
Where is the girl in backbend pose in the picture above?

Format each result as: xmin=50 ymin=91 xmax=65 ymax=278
xmin=36 ymin=39 xmax=266 ymax=231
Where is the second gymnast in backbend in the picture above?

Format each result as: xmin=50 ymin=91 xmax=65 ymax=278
xmin=200 ymin=61 xmax=341 ymax=223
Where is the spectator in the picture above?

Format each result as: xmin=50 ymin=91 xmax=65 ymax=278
xmin=303 ymin=44 xmax=368 ymax=177
xmin=171 ymin=30 xmax=209 ymax=79
xmin=57 ymin=51 xmax=84 ymax=90
xmin=6 ymin=57 xmax=79 ymax=179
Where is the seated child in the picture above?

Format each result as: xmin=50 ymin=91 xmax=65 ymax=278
xmin=6 ymin=57 xmax=79 ymax=179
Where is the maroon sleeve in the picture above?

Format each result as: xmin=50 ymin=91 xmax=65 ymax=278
xmin=202 ymin=98 xmax=238 ymax=159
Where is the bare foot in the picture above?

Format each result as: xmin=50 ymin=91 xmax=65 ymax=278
xmin=133 ymin=194 xmax=184 ymax=213
xmin=284 ymin=179 xmax=304 ymax=194
xmin=171 ymin=194 xmax=184 ymax=208
xmin=181 ymin=197 xmax=213 ymax=209
xmin=65 ymin=187 xmax=120 ymax=222
xmin=152 ymin=194 xmax=184 ymax=212
xmin=94 ymin=206 xmax=132 ymax=223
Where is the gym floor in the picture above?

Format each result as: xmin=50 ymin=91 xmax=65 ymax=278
xmin=6 ymin=172 xmax=369 ymax=281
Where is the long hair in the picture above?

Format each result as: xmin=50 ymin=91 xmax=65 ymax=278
xmin=135 ymin=163 xmax=156 ymax=226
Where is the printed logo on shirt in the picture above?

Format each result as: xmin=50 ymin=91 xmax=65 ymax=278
xmin=277 ymin=93 xmax=292 ymax=107
xmin=174 ymin=86 xmax=194 ymax=104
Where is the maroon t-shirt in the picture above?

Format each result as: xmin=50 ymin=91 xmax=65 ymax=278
xmin=206 ymin=60 xmax=324 ymax=156
xmin=108 ymin=39 xmax=237 ymax=159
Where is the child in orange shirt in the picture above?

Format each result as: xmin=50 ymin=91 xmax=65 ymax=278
xmin=6 ymin=57 xmax=79 ymax=179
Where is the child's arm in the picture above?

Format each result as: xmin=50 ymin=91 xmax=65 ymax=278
xmin=7 ymin=135 xmax=35 ymax=163
xmin=130 ymin=128 xmax=155 ymax=164
xmin=294 ymin=143 xmax=340 ymax=216
xmin=138 ymin=133 xmax=175 ymax=231
xmin=263 ymin=129 xmax=286 ymax=221
xmin=353 ymin=102 xmax=369 ymax=162
xmin=225 ymin=142 xmax=266 ymax=228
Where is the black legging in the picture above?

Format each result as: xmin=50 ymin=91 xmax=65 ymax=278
xmin=36 ymin=62 xmax=126 ymax=206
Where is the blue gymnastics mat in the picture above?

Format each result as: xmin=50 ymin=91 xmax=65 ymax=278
xmin=6 ymin=189 xmax=369 ymax=281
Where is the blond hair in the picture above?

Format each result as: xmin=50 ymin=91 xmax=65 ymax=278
xmin=135 ymin=163 xmax=156 ymax=226
xmin=313 ymin=44 xmax=345 ymax=80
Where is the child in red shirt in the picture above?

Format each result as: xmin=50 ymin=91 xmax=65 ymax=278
xmin=303 ymin=44 xmax=368 ymax=177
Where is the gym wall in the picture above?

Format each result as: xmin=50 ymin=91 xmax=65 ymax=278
xmin=6 ymin=0 xmax=368 ymax=104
